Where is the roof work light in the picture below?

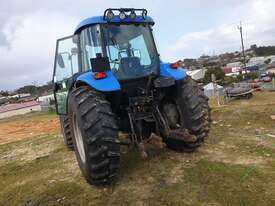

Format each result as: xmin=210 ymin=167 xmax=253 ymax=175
xmin=106 ymin=10 xmax=114 ymax=21
xmin=119 ymin=11 xmax=126 ymax=20
xmin=142 ymin=10 xmax=147 ymax=19
xmin=129 ymin=10 xmax=137 ymax=19
xmin=103 ymin=8 xmax=148 ymax=21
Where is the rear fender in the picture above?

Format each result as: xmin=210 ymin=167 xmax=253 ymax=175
xmin=160 ymin=63 xmax=187 ymax=80
xmin=75 ymin=71 xmax=121 ymax=92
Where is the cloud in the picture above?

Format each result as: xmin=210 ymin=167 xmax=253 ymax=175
xmin=0 ymin=0 xmax=158 ymax=90
xmin=167 ymin=24 xmax=240 ymax=60
xmin=0 ymin=0 xmax=275 ymax=90
xmin=0 ymin=33 xmax=8 ymax=47
xmin=165 ymin=0 xmax=275 ymax=60
xmin=0 ymin=12 xmax=78 ymax=90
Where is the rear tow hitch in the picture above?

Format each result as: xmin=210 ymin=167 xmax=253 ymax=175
xmin=138 ymin=133 xmax=165 ymax=159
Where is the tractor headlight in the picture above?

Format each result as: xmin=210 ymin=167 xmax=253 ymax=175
xmin=106 ymin=10 xmax=114 ymax=21
xmin=142 ymin=10 xmax=147 ymax=19
xmin=119 ymin=11 xmax=126 ymax=20
xmin=129 ymin=10 xmax=136 ymax=20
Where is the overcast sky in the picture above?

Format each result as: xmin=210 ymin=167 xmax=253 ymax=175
xmin=0 ymin=0 xmax=275 ymax=90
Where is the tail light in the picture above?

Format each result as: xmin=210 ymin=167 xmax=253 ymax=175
xmin=170 ymin=62 xmax=180 ymax=69
xmin=170 ymin=60 xmax=183 ymax=69
xmin=94 ymin=72 xmax=107 ymax=80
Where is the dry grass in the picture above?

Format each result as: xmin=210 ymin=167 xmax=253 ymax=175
xmin=0 ymin=92 xmax=275 ymax=206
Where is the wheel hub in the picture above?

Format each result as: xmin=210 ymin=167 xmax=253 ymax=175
xmin=162 ymin=103 xmax=180 ymax=129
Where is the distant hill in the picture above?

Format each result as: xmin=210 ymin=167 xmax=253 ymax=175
xmin=254 ymin=46 xmax=275 ymax=56
xmin=16 ymin=82 xmax=53 ymax=97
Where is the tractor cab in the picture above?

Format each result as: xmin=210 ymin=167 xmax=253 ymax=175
xmin=53 ymin=8 xmax=165 ymax=114
xmin=81 ymin=18 xmax=159 ymax=80
xmin=82 ymin=9 xmax=160 ymax=80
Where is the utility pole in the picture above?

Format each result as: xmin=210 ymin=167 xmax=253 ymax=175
xmin=238 ymin=21 xmax=247 ymax=76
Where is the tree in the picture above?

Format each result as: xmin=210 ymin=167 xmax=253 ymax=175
xmin=0 ymin=90 xmax=9 ymax=96
xmin=255 ymin=46 xmax=275 ymax=56
xmin=203 ymin=67 xmax=225 ymax=84
xmin=223 ymin=76 xmax=235 ymax=85
xmin=16 ymin=85 xmax=37 ymax=95
xmin=222 ymin=74 xmax=245 ymax=86
xmin=203 ymin=61 xmax=220 ymax=67
xmin=15 ymin=81 xmax=54 ymax=97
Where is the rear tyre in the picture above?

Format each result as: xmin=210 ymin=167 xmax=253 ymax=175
xmin=59 ymin=115 xmax=74 ymax=150
xmin=163 ymin=76 xmax=211 ymax=152
xmin=68 ymin=86 xmax=120 ymax=185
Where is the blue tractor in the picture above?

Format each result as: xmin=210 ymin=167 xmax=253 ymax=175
xmin=53 ymin=8 xmax=211 ymax=185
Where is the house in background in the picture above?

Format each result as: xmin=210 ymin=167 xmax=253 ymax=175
xmin=37 ymin=94 xmax=55 ymax=104
xmin=37 ymin=94 xmax=55 ymax=112
xmin=248 ymin=57 xmax=265 ymax=66
xmin=223 ymin=67 xmax=241 ymax=76
xmin=186 ymin=69 xmax=206 ymax=81
xmin=9 ymin=93 xmax=34 ymax=103
xmin=0 ymin=96 xmax=8 ymax=105
xmin=245 ymin=65 xmax=259 ymax=72
xmin=226 ymin=61 xmax=242 ymax=68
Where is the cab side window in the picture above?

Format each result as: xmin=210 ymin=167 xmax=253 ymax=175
xmin=80 ymin=25 xmax=103 ymax=71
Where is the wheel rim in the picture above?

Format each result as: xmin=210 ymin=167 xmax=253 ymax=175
xmin=162 ymin=103 xmax=180 ymax=129
xmin=72 ymin=113 xmax=86 ymax=163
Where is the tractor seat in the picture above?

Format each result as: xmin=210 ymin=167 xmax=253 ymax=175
xmin=119 ymin=57 xmax=142 ymax=77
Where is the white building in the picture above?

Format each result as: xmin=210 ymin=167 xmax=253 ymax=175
xmin=226 ymin=62 xmax=242 ymax=68
xmin=186 ymin=69 xmax=206 ymax=81
xmin=38 ymin=94 xmax=55 ymax=103
xmin=247 ymin=57 xmax=265 ymax=66
xmin=10 ymin=93 xmax=31 ymax=99
xmin=265 ymin=55 xmax=275 ymax=64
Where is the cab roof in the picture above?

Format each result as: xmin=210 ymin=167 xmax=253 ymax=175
xmin=74 ymin=15 xmax=155 ymax=34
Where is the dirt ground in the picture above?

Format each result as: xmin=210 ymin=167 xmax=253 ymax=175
xmin=0 ymin=92 xmax=275 ymax=206
xmin=0 ymin=112 xmax=60 ymax=145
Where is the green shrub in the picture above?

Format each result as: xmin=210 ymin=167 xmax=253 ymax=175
xmin=203 ymin=67 xmax=225 ymax=84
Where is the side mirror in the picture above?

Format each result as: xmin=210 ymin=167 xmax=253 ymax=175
xmin=72 ymin=35 xmax=78 ymax=44
xmin=57 ymin=54 xmax=65 ymax=68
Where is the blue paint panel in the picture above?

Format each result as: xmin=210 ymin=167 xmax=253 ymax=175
xmin=76 ymin=70 xmax=121 ymax=92
xmin=160 ymin=63 xmax=187 ymax=80
xmin=75 ymin=15 xmax=154 ymax=34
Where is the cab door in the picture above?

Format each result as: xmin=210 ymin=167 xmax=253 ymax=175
xmin=53 ymin=35 xmax=79 ymax=114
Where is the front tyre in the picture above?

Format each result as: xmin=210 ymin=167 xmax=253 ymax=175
xmin=59 ymin=115 xmax=74 ymax=150
xmin=68 ymin=86 xmax=120 ymax=185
